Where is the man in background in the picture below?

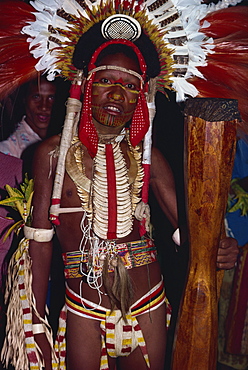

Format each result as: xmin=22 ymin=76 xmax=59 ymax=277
xmin=0 ymin=76 xmax=57 ymax=158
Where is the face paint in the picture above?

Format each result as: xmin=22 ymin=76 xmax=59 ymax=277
xmin=92 ymin=81 xmax=138 ymax=126
xmin=91 ymin=53 xmax=142 ymax=128
xmin=93 ymin=78 xmax=140 ymax=94
xmin=92 ymin=104 xmax=136 ymax=127
xmin=92 ymin=80 xmax=140 ymax=127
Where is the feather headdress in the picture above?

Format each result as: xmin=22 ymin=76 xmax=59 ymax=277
xmin=0 ymin=0 xmax=244 ymax=101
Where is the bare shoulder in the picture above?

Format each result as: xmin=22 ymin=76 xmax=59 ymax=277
xmin=151 ymin=147 xmax=162 ymax=160
xmin=35 ymin=135 xmax=61 ymax=158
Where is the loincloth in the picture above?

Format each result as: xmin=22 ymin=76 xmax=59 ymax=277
xmin=65 ymin=279 xmax=171 ymax=369
xmin=62 ymin=238 xmax=157 ymax=279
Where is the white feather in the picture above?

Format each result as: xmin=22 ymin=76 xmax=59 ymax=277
xmin=21 ymin=0 xmax=244 ymax=99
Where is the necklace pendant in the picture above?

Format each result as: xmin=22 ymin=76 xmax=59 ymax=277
xmin=99 ymin=253 xmax=107 ymax=266
xmin=110 ymin=255 xmax=118 ymax=267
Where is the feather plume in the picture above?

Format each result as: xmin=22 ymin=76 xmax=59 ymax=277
xmin=0 ymin=1 xmax=37 ymax=99
xmin=188 ymin=6 xmax=248 ymax=138
xmin=201 ymin=6 xmax=248 ymax=38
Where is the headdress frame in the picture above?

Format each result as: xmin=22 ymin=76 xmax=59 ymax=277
xmin=72 ymin=19 xmax=160 ymax=80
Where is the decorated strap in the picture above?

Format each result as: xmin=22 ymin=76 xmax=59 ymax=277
xmin=62 ymin=239 xmax=157 ymax=279
xmin=1 ymin=239 xmax=60 ymax=369
xmin=50 ymin=72 xmax=83 ymax=226
xmin=100 ymin=310 xmax=150 ymax=368
xmin=106 ymin=143 xmax=117 ymax=239
xmin=139 ymin=82 xmax=157 ymax=237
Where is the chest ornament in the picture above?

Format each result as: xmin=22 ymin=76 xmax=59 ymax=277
xmin=65 ymin=131 xmax=143 ymax=240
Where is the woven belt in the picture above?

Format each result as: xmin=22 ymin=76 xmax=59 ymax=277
xmin=62 ymin=239 xmax=157 ymax=279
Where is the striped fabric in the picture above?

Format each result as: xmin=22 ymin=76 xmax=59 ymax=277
xmin=1 ymin=238 xmax=65 ymax=370
xmin=62 ymin=239 xmax=157 ymax=279
xmin=66 ymin=279 xmax=171 ymax=369
xmin=18 ymin=256 xmax=40 ymax=370
xmin=54 ymin=306 xmax=67 ymax=369
xmin=65 ymin=279 xmax=169 ymax=320
xmin=100 ymin=310 xmax=150 ymax=369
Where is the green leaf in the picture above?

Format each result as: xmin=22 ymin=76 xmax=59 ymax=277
xmin=5 ymin=185 xmax=24 ymax=199
xmin=24 ymin=179 xmax=34 ymax=202
xmin=0 ymin=197 xmax=22 ymax=206
xmin=0 ymin=174 xmax=34 ymax=236
xmin=2 ymin=220 xmax=23 ymax=241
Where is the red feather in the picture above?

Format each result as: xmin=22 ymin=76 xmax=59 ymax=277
xmin=0 ymin=1 xmax=37 ymax=99
xmin=201 ymin=6 xmax=248 ymax=38
xmin=188 ymin=6 xmax=248 ymax=138
xmin=210 ymin=32 xmax=248 ymax=63
xmin=198 ymin=61 xmax=248 ymax=96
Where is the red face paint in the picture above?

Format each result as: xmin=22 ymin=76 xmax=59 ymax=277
xmin=91 ymin=54 xmax=141 ymax=127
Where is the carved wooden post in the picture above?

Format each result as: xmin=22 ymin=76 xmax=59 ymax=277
xmin=172 ymin=98 xmax=240 ymax=370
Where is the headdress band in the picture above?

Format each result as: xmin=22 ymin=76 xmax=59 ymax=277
xmin=88 ymin=66 xmax=144 ymax=84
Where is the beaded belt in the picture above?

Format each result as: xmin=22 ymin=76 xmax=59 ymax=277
xmin=62 ymin=239 xmax=157 ymax=279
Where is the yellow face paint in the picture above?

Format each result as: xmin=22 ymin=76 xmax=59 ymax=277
xmin=93 ymin=81 xmax=140 ymax=94
xmin=91 ymin=60 xmax=142 ymax=127
xmin=129 ymin=98 xmax=137 ymax=104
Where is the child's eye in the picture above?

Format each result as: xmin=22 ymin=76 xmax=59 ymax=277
xmin=48 ymin=95 xmax=55 ymax=102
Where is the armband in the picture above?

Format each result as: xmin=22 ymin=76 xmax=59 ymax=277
xmin=24 ymin=225 xmax=54 ymax=242
xmin=32 ymin=323 xmax=45 ymax=335
xmin=172 ymin=228 xmax=181 ymax=246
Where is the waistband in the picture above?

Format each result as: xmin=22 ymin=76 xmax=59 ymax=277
xmin=65 ymin=279 xmax=166 ymax=321
xmin=62 ymin=239 xmax=157 ymax=279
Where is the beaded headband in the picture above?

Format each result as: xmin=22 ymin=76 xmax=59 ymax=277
xmin=88 ymin=66 xmax=144 ymax=84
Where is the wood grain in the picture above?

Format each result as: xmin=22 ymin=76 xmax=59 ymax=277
xmin=172 ymin=98 xmax=238 ymax=370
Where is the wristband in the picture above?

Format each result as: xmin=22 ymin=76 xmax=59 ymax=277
xmin=32 ymin=323 xmax=45 ymax=335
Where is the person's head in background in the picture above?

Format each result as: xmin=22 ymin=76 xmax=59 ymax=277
xmin=21 ymin=76 xmax=70 ymax=176
xmin=23 ymin=76 xmax=56 ymax=139
xmin=0 ymin=75 xmax=70 ymax=141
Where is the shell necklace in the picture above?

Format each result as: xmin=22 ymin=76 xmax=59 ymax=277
xmin=65 ymin=130 xmax=143 ymax=240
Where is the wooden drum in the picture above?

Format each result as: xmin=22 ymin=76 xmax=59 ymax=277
xmin=172 ymin=98 xmax=240 ymax=370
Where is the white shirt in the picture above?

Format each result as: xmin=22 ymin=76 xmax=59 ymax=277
xmin=0 ymin=116 xmax=41 ymax=158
